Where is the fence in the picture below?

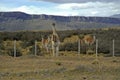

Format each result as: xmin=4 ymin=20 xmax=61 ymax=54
xmin=77 ymin=39 xmax=120 ymax=56
xmin=0 ymin=39 xmax=120 ymax=57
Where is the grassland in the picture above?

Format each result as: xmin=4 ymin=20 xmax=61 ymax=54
xmin=0 ymin=53 xmax=120 ymax=80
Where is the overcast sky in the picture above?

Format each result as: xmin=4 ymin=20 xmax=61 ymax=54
xmin=0 ymin=0 xmax=120 ymax=16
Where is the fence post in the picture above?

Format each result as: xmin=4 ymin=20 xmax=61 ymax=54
xmin=35 ymin=40 xmax=37 ymax=56
xmin=113 ymin=39 xmax=115 ymax=57
xmin=42 ymin=37 xmax=44 ymax=48
xmin=78 ymin=39 xmax=80 ymax=55
xmin=14 ymin=40 xmax=16 ymax=57
xmin=96 ymin=39 xmax=98 ymax=59
xmin=53 ymin=46 xmax=55 ymax=57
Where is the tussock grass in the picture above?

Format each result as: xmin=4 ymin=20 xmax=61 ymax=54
xmin=0 ymin=54 xmax=120 ymax=80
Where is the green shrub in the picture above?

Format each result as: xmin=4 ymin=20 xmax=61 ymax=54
xmin=55 ymin=62 xmax=62 ymax=66
xmin=8 ymin=49 xmax=22 ymax=57
xmin=29 ymin=45 xmax=42 ymax=56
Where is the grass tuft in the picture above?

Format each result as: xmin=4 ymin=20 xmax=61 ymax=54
xmin=55 ymin=62 xmax=62 ymax=66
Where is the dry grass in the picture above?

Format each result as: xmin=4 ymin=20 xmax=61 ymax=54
xmin=0 ymin=53 xmax=120 ymax=80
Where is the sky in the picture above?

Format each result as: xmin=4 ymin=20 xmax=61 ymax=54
xmin=0 ymin=0 xmax=120 ymax=16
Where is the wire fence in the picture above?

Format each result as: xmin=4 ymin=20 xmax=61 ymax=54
xmin=0 ymin=39 xmax=120 ymax=57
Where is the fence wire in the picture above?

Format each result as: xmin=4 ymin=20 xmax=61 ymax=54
xmin=0 ymin=39 xmax=120 ymax=56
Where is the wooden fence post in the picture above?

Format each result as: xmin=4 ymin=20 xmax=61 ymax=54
xmin=35 ymin=40 xmax=37 ymax=56
xmin=78 ymin=39 xmax=80 ymax=55
xmin=113 ymin=39 xmax=115 ymax=57
xmin=96 ymin=39 xmax=98 ymax=59
xmin=14 ymin=40 xmax=16 ymax=57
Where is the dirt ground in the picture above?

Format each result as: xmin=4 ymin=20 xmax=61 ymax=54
xmin=0 ymin=54 xmax=120 ymax=80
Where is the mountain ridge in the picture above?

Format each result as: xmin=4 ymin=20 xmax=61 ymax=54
xmin=110 ymin=14 xmax=120 ymax=18
xmin=0 ymin=11 xmax=120 ymax=31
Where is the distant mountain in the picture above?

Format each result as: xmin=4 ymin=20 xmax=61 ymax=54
xmin=0 ymin=12 xmax=120 ymax=31
xmin=110 ymin=14 xmax=120 ymax=18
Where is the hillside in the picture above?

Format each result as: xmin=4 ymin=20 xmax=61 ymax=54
xmin=111 ymin=14 xmax=120 ymax=18
xmin=0 ymin=12 xmax=120 ymax=31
